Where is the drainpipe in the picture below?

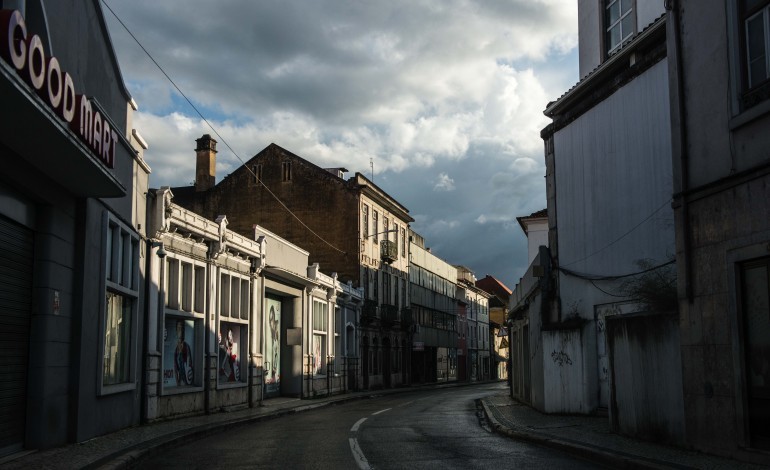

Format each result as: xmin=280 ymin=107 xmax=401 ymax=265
xmin=666 ymin=0 xmax=693 ymax=303
xmin=204 ymin=242 xmax=212 ymax=414
xmin=259 ymin=269 xmax=266 ymax=406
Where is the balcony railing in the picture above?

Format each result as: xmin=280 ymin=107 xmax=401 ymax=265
xmin=380 ymin=240 xmax=398 ymax=264
xmin=381 ymin=303 xmax=399 ymax=326
xmin=361 ymin=299 xmax=379 ymax=325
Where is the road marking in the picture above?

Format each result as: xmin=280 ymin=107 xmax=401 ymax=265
xmin=349 ymin=437 xmax=372 ymax=470
xmin=372 ymin=407 xmax=391 ymax=415
xmin=351 ymin=417 xmax=367 ymax=432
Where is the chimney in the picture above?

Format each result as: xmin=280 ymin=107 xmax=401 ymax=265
xmin=195 ymin=134 xmax=217 ymax=192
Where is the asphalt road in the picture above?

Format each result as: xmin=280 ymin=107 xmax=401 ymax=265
xmin=144 ymin=383 xmax=600 ymax=469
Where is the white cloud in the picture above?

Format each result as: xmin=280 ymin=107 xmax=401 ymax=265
xmin=433 ymin=173 xmax=456 ymax=192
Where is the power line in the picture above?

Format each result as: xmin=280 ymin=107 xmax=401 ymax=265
xmin=561 ymin=198 xmax=672 ymax=267
xmin=558 ymin=258 xmax=676 ymax=282
xmin=101 ymin=1 xmax=347 ymax=255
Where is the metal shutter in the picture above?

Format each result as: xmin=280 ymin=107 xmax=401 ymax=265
xmin=0 ymin=216 xmax=33 ymax=456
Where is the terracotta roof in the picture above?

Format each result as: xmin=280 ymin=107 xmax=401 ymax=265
xmin=475 ymin=275 xmax=513 ymax=300
xmin=516 ymin=209 xmax=547 ymax=234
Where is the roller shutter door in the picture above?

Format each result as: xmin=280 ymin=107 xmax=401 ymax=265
xmin=0 ymin=216 xmax=33 ymax=456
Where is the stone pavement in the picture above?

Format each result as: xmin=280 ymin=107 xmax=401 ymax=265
xmin=1 ymin=383 xmax=766 ymax=469
xmin=481 ymin=391 xmax=769 ymax=469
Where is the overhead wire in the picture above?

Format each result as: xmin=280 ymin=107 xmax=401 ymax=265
xmin=560 ymin=198 xmax=673 ymax=267
xmin=101 ymin=0 xmax=347 ymax=255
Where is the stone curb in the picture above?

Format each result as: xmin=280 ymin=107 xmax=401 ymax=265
xmin=479 ymin=399 xmax=688 ymax=470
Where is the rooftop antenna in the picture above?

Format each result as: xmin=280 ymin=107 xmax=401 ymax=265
xmin=370 ymin=157 xmax=374 ymax=182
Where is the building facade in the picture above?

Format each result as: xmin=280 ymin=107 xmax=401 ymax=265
xmin=172 ymin=139 xmax=413 ymax=391
xmin=540 ymin=1 xmax=679 ymax=420
xmin=0 ymin=1 xmax=149 ymax=454
xmin=475 ymin=275 xmax=512 ymax=381
xmin=456 ymin=267 xmax=490 ymax=382
xmin=667 ymin=0 xmax=770 ymax=464
xmin=409 ymin=232 xmax=459 ymax=383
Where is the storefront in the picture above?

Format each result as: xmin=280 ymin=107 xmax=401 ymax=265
xmin=0 ymin=2 xmax=149 ymax=454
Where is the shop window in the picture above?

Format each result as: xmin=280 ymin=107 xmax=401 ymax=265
xmin=162 ymin=254 xmax=206 ymax=391
xmin=162 ymin=316 xmax=202 ymax=389
xmin=101 ymin=215 xmax=140 ymax=393
xmin=218 ymin=271 xmax=250 ymax=385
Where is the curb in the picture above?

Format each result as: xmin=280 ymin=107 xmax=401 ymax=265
xmin=479 ymin=399 xmax=685 ymax=470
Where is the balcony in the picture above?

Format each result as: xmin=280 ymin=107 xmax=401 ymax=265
xmin=361 ymin=299 xmax=379 ymax=326
xmin=380 ymin=240 xmax=398 ymax=264
xmin=381 ymin=304 xmax=399 ymax=327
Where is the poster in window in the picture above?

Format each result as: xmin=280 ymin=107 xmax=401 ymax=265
xmin=265 ymin=297 xmax=281 ymax=392
xmin=218 ymin=321 xmax=242 ymax=383
xmin=163 ymin=318 xmax=195 ymax=388
xmin=313 ymin=334 xmax=325 ymax=375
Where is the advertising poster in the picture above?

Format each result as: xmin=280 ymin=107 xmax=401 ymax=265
xmin=218 ymin=322 xmax=241 ymax=383
xmin=163 ymin=318 xmax=195 ymax=388
xmin=265 ymin=297 xmax=281 ymax=392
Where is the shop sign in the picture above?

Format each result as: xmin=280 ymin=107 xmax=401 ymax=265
xmin=1 ymin=9 xmax=117 ymax=168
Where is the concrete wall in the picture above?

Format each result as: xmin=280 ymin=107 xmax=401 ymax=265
xmin=542 ymin=327 xmax=587 ymax=413
xmin=607 ymin=312 xmax=685 ymax=445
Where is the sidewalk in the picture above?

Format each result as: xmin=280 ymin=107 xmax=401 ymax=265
xmin=480 ymin=391 xmax=768 ymax=469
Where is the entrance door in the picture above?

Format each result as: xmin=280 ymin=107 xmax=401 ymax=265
xmin=0 ymin=216 xmax=33 ymax=456
xmin=741 ymin=258 xmax=770 ymax=450
xmin=265 ymin=296 xmax=282 ymax=398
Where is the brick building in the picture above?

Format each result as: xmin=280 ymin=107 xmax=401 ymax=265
xmin=173 ymin=136 xmax=413 ymax=390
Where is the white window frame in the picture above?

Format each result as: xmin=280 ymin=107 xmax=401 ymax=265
xmin=312 ymin=299 xmax=329 ymax=376
xmin=605 ymin=0 xmax=635 ymax=55
xmin=99 ymin=213 xmax=140 ymax=395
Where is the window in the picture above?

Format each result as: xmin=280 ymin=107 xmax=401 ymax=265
xmin=401 ymin=228 xmax=406 ymax=257
xmin=162 ymin=255 xmax=206 ymax=391
xmin=373 ymin=269 xmax=379 ymax=301
xmin=102 ymin=215 xmax=140 ymax=391
xmin=313 ymin=300 xmax=328 ymax=375
xmin=383 ymin=273 xmax=391 ymax=305
xmin=334 ymin=307 xmax=343 ymax=359
xmin=384 ymin=217 xmax=389 ymax=240
xmin=363 ymin=205 xmax=369 ymax=239
xmin=394 ymin=224 xmax=399 ymax=259
xmin=605 ymin=0 xmax=634 ymax=55
xmin=282 ymin=161 xmax=292 ymax=181
xmin=218 ymin=271 xmax=250 ymax=385
xmin=373 ymin=211 xmax=379 ymax=242
xmin=252 ymin=164 xmax=263 ymax=184
xmin=744 ymin=1 xmax=770 ymax=89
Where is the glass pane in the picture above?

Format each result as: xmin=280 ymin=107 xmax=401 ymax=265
xmin=231 ymin=277 xmax=240 ymax=318
xmin=241 ymin=280 xmax=250 ymax=320
xmin=218 ymin=322 xmax=242 ymax=383
xmin=220 ymin=275 xmax=230 ymax=316
xmin=747 ymin=13 xmax=768 ymax=87
xmin=103 ymin=292 xmax=132 ymax=385
xmin=608 ymin=24 xmax=621 ymax=51
xmin=621 ymin=0 xmax=632 ymax=14
xmin=181 ymin=263 xmax=192 ymax=312
xmin=163 ymin=317 xmax=196 ymax=388
xmin=194 ymin=266 xmax=206 ymax=313
xmin=607 ymin=1 xmax=620 ymax=24
xmin=621 ymin=14 xmax=634 ymax=40
xmin=105 ymin=225 xmax=113 ymax=281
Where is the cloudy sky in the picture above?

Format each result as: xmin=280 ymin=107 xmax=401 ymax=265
xmin=103 ymin=0 xmax=579 ymax=289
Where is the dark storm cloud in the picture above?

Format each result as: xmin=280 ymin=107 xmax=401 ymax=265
xmin=103 ymin=0 xmax=577 ymax=287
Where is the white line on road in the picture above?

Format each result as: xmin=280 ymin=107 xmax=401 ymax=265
xmin=349 ymin=437 xmax=372 ymax=470
xmin=372 ymin=407 xmax=391 ymax=415
xmin=351 ymin=417 xmax=367 ymax=432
